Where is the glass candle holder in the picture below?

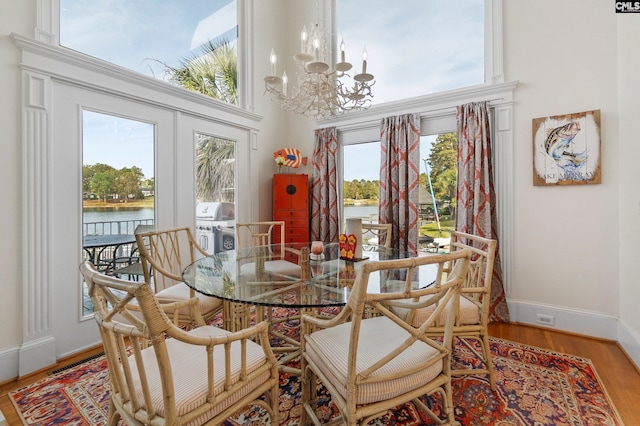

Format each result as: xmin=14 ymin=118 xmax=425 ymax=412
xmin=311 ymin=241 xmax=324 ymax=255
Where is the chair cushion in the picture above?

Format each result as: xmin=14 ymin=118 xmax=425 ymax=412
xmin=240 ymin=260 xmax=302 ymax=281
xmin=393 ymin=294 xmax=480 ymax=327
xmin=127 ymin=325 xmax=271 ymax=426
xmin=305 ymin=316 xmax=443 ymax=405
xmin=155 ymin=282 xmax=223 ymax=315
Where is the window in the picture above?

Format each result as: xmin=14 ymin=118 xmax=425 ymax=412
xmin=60 ymin=0 xmax=238 ymax=104
xmin=81 ymin=110 xmax=155 ymax=315
xmin=337 ymin=0 xmax=484 ymax=104
xmin=343 ymin=134 xmax=455 ymax=248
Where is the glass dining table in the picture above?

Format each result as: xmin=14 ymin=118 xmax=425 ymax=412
xmin=182 ymin=242 xmax=438 ymax=374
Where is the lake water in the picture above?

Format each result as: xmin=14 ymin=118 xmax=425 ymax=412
xmin=344 ymin=205 xmax=379 ymax=220
xmin=83 ymin=205 xmax=380 ymax=235
xmin=83 ymin=207 xmax=154 ymax=223
xmin=83 ymin=207 xmax=154 ymax=235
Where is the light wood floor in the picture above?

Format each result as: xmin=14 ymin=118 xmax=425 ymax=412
xmin=0 ymin=323 xmax=639 ymax=425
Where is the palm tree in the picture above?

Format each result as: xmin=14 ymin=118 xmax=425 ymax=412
xmin=163 ymin=40 xmax=238 ymax=201
xmin=165 ymin=39 xmax=237 ymax=105
xmin=196 ymin=135 xmax=235 ymax=202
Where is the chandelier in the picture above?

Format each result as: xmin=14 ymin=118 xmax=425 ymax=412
xmin=264 ymin=21 xmax=375 ymax=120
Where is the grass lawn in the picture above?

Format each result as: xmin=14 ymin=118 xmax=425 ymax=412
xmin=420 ymin=218 xmax=454 ymax=238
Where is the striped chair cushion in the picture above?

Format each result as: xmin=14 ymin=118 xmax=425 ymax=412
xmin=393 ymin=295 xmax=480 ymax=327
xmin=125 ymin=325 xmax=270 ymax=426
xmin=305 ymin=316 xmax=443 ymax=405
xmin=155 ymin=282 xmax=223 ymax=315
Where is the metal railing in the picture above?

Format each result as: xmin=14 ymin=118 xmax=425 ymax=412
xmin=83 ymin=219 xmax=155 ymax=236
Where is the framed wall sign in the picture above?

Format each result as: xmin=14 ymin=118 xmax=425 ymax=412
xmin=532 ymin=109 xmax=601 ymax=186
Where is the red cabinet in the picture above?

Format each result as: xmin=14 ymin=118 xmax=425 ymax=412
xmin=273 ymin=174 xmax=309 ymax=246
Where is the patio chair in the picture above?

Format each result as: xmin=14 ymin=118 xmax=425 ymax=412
xmin=300 ymin=249 xmax=471 ymax=425
xmin=80 ymin=261 xmax=279 ymax=426
xmin=136 ymin=226 xmax=223 ymax=326
xmin=114 ymin=224 xmax=155 ymax=280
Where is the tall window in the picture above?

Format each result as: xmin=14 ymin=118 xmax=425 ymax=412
xmin=343 ymin=134 xmax=456 ymax=249
xmin=339 ymin=0 xmax=484 ymax=247
xmin=60 ymin=0 xmax=238 ymax=104
xmin=82 ymin=110 xmax=155 ymax=315
xmin=337 ymin=0 xmax=484 ymax=104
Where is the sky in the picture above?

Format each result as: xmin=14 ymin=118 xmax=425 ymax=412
xmin=63 ymin=0 xmax=483 ymax=181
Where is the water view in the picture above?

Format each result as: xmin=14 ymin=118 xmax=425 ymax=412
xmin=83 ymin=207 xmax=154 ymax=236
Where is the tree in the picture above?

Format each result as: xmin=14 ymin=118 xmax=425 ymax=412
xmin=161 ymin=40 xmax=239 ymax=201
xmin=427 ymin=133 xmax=458 ymax=209
xmin=91 ymin=169 xmax=115 ymax=202
xmin=117 ymin=166 xmax=144 ymax=201
xmin=196 ymin=136 xmax=235 ymax=202
xmin=164 ymin=40 xmax=237 ymax=105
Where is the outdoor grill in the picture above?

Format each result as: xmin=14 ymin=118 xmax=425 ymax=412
xmin=195 ymin=202 xmax=235 ymax=254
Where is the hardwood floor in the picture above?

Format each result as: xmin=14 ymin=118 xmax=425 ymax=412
xmin=0 ymin=323 xmax=639 ymax=425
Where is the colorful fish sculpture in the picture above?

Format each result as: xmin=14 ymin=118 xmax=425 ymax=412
xmin=273 ymin=148 xmax=308 ymax=168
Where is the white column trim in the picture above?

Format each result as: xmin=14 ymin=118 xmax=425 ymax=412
xmin=20 ymin=69 xmax=57 ymax=375
xmin=493 ymin=102 xmax=514 ymax=294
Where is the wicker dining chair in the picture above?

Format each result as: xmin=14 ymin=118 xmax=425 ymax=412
xmin=235 ymin=221 xmax=303 ymax=279
xmin=361 ymin=222 xmax=393 ymax=248
xmin=393 ymin=230 xmax=498 ymax=390
xmin=234 ymin=221 xmax=305 ymax=332
xmin=135 ymin=226 xmax=223 ymax=326
xmin=300 ymin=249 xmax=471 ymax=426
xmin=80 ymin=261 xmax=279 ymax=426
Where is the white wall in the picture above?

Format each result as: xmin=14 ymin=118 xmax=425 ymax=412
xmin=0 ymin=0 xmax=639 ymax=381
xmin=503 ymin=1 xmax=625 ymax=337
xmin=617 ymin=15 xmax=640 ymax=364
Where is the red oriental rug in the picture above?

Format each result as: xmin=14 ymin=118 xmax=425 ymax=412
xmin=10 ymin=320 xmax=624 ymax=425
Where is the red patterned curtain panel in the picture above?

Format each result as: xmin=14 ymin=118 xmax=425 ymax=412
xmin=310 ymin=127 xmax=340 ymax=243
xmin=379 ymin=113 xmax=421 ymax=254
xmin=456 ymin=101 xmax=510 ymax=322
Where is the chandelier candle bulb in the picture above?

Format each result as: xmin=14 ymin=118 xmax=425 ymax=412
xmin=282 ymin=71 xmax=288 ymax=96
xmin=340 ymin=40 xmax=346 ymax=63
xmin=300 ymin=26 xmax=307 ymax=52
xmin=270 ymin=48 xmax=277 ymax=76
xmin=362 ymin=49 xmax=367 ymax=74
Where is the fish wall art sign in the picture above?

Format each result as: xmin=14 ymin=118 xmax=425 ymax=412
xmin=532 ymin=109 xmax=601 ymax=186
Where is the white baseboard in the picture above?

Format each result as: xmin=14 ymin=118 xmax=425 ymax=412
xmin=18 ymin=336 xmax=57 ymax=377
xmin=618 ymin=319 xmax=640 ymax=370
xmin=507 ymin=300 xmax=618 ymax=339
xmin=507 ymin=300 xmax=640 ymax=369
xmin=0 ymin=345 xmax=19 ymax=383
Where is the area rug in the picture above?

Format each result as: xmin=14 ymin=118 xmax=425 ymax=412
xmin=10 ymin=318 xmax=624 ymax=425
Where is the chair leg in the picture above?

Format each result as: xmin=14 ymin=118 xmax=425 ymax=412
xmin=300 ymin=363 xmax=310 ymax=425
xmin=481 ymin=333 xmax=496 ymax=391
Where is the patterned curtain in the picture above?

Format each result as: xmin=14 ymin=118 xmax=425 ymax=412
xmin=456 ymin=101 xmax=510 ymax=322
xmin=379 ymin=113 xmax=421 ymax=254
xmin=310 ymin=127 xmax=340 ymax=243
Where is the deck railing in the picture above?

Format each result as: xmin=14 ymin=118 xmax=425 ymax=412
xmin=83 ymin=219 xmax=155 ymax=236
